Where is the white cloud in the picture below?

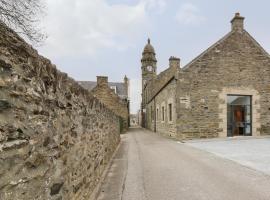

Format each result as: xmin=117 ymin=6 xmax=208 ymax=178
xmin=175 ymin=3 xmax=206 ymax=25
xmin=41 ymin=0 xmax=145 ymax=57
xmin=39 ymin=0 xmax=166 ymax=58
xmin=37 ymin=0 xmax=168 ymax=113
xmin=130 ymin=78 xmax=141 ymax=114
xmin=143 ymin=0 xmax=167 ymax=13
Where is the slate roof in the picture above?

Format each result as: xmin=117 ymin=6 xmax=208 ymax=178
xmin=145 ymin=65 xmax=179 ymax=103
xmin=78 ymin=81 xmax=128 ymax=99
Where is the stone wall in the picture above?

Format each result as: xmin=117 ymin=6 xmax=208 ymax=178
xmin=0 ymin=23 xmax=120 ymax=200
xmin=146 ymin=79 xmax=177 ymax=137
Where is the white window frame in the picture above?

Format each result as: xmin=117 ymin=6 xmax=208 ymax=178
xmin=156 ymin=105 xmax=160 ymax=122
xmin=161 ymin=102 xmax=165 ymax=123
xmin=167 ymin=98 xmax=174 ymax=124
xmin=110 ymin=86 xmax=117 ymax=94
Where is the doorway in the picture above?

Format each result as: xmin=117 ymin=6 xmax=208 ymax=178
xmin=227 ymin=95 xmax=252 ymax=137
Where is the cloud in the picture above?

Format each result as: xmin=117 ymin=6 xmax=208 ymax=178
xmin=41 ymin=0 xmax=145 ymax=57
xmin=39 ymin=0 xmax=166 ymax=58
xmin=175 ymin=3 xmax=206 ymax=25
xmin=130 ymin=78 xmax=141 ymax=114
xmin=38 ymin=0 xmax=168 ymax=114
xmin=143 ymin=0 xmax=167 ymax=13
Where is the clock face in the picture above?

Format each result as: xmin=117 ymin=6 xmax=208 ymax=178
xmin=147 ymin=65 xmax=153 ymax=72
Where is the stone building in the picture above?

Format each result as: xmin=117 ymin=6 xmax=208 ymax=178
xmin=130 ymin=114 xmax=139 ymax=126
xmin=141 ymin=13 xmax=270 ymax=139
xmin=79 ymin=75 xmax=129 ymax=101
xmin=79 ymin=76 xmax=130 ymax=132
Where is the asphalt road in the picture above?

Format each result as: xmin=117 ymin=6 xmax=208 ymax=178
xmin=97 ymin=128 xmax=270 ymax=200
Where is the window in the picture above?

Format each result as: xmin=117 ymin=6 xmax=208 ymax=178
xmin=156 ymin=108 xmax=159 ymax=121
xmin=227 ymin=95 xmax=252 ymax=137
xmin=162 ymin=106 xmax=165 ymax=121
xmin=110 ymin=86 xmax=117 ymax=94
xmin=151 ymin=106 xmax=154 ymax=121
xmin=168 ymin=103 xmax=172 ymax=121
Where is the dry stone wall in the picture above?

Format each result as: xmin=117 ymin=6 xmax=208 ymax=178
xmin=0 ymin=23 xmax=120 ymax=200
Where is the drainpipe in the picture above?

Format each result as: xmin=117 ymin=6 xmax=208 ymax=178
xmin=154 ymin=97 xmax=156 ymax=132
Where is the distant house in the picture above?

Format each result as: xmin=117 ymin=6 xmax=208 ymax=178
xmin=130 ymin=114 xmax=139 ymax=126
xmin=79 ymin=76 xmax=129 ymax=101
xmin=78 ymin=76 xmax=130 ymax=132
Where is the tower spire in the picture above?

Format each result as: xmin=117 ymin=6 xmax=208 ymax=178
xmin=141 ymin=37 xmax=157 ymax=83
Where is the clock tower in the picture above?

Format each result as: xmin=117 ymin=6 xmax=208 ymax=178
xmin=141 ymin=38 xmax=157 ymax=127
xmin=141 ymin=38 xmax=157 ymax=88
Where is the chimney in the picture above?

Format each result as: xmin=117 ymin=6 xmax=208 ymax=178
xmin=169 ymin=56 xmax=180 ymax=69
xmin=97 ymin=76 xmax=108 ymax=87
xmin=231 ymin=12 xmax=245 ymax=32
xmin=124 ymin=75 xmax=129 ymax=99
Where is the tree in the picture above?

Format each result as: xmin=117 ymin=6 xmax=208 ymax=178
xmin=0 ymin=0 xmax=46 ymax=45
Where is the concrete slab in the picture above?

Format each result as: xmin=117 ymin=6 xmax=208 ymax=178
xmin=186 ymin=137 xmax=270 ymax=176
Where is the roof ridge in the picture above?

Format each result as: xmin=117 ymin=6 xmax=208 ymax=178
xmin=182 ymin=31 xmax=233 ymax=70
xmin=182 ymin=30 xmax=270 ymax=71
xmin=244 ymin=30 xmax=270 ymax=58
xmin=155 ymin=65 xmax=175 ymax=80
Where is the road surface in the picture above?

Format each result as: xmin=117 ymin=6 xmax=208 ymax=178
xmin=97 ymin=128 xmax=270 ymax=200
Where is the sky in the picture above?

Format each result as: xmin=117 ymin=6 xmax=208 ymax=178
xmin=38 ymin=0 xmax=270 ymax=114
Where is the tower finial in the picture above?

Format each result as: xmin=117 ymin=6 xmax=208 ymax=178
xmin=148 ymin=38 xmax=150 ymax=44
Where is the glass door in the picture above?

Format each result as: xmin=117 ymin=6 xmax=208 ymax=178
xmin=227 ymin=95 xmax=252 ymax=137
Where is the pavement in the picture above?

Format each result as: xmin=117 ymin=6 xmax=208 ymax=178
xmin=97 ymin=128 xmax=270 ymax=200
xmin=185 ymin=136 xmax=270 ymax=176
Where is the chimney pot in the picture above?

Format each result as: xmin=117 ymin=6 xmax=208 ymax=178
xmin=231 ymin=12 xmax=245 ymax=32
xmin=169 ymin=56 xmax=180 ymax=69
